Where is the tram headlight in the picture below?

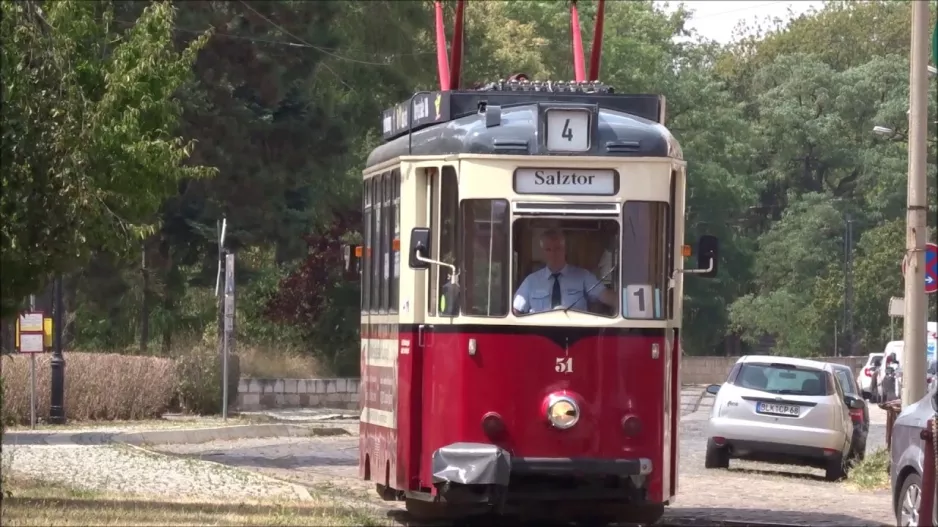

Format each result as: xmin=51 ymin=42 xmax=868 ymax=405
xmin=546 ymin=395 xmax=580 ymax=429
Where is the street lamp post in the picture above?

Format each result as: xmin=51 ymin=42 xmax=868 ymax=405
xmin=48 ymin=276 xmax=66 ymax=424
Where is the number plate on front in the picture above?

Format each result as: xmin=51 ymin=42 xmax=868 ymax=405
xmin=756 ymin=402 xmax=800 ymax=417
xmin=546 ymin=110 xmax=590 ymax=152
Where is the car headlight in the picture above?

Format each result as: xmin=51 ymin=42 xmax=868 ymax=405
xmin=546 ymin=395 xmax=580 ymax=429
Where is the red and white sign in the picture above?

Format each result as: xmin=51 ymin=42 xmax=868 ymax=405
xmin=900 ymin=242 xmax=938 ymax=295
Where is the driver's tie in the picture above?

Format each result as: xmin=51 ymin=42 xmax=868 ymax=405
xmin=551 ymin=273 xmax=562 ymax=308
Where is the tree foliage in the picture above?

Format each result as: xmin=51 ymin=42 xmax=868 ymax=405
xmin=7 ymin=0 xmax=936 ymax=365
xmin=0 ymin=0 xmax=213 ymax=318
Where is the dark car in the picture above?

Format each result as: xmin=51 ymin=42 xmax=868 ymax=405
xmin=928 ymin=359 xmax=937 ymax=391
xmin=890 ymin=380 xmax=937 ymax=526
xmin=831 ymin=363 xmax=869 ymax=461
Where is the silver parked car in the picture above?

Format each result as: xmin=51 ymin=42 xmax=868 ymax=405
xmin=704 ymin=355 xmax=862 ymax=481
xmin=890 ymin=379 xmax=937 ymax=527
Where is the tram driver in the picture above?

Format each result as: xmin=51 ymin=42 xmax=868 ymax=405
xmin=512 ymin=229 xmax=617 ymax=314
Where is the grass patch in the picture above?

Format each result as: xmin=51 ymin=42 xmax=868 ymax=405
xmin=847 ymin=447 xmax=891 ymax=491
xmin=0 ymin=477 xmax=386 ymax=526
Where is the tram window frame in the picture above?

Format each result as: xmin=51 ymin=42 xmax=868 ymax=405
xmin=460 ymin=199 xmax=510 ymax=318
xmin=390 ymin=169 xmax=400 ymax=313
xmin=372 ymin=175 xmax=383 ymax=313
xmin=362 ymin=180 xmax=372 ymax=313
xmin=436 ymin=166 xmax=459 ymax=315
xmin=381 ymin=172 xmax=392 ymax=312
xmin=621 ymin=201 xmax=670 ymax=321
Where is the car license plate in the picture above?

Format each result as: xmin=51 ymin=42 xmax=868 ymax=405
xmin=756 ymin=402 xmax=800 ymax=417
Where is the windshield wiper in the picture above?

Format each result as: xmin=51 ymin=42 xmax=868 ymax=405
xmin=562 ymin=264 xmax=618 ymax=314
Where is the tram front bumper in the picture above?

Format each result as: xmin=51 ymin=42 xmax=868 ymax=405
xmin=431 ymin=442 xmax=653 ymax=486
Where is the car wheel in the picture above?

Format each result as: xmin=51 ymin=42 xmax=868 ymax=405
xmin=824 ymin=453 xmax=847 ymax=481
xmin=704 ymin=438 xmax=729 ymax=469
xmin=896 ymin=472 xmax=922 ymax=527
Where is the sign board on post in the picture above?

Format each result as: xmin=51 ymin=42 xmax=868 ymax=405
xmin=15 ymin=312 xmax=46 ymax=353
xmin=925 ymin=242 xmax=937 ymax=294
xmin=889 ymin=297 xmax=905 ymax=317
xmin=900 ymin=242 xmax=938 ymax=294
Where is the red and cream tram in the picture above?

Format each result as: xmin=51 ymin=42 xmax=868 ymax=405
xmin=352 ymin=1 xmax=718 ymax=524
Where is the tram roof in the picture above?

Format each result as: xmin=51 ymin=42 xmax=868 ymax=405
xmin=366 ymin=83 xmax=683 ymax=170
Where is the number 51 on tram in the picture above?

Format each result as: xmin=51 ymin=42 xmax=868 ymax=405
xmin=349 ymin=82 xmax=719 ymax=525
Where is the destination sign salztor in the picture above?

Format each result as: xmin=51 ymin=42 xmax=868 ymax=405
xmin=513 ymin=168 xmax=619 ymax=195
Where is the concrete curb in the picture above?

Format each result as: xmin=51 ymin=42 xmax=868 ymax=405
xmin=3 ymin=423 xmax=350 ymax=447
xmin=120 ymin=423 xmax=349 ymax=446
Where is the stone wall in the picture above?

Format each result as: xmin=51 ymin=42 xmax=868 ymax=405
xmin=236 ymin=378 xmax=360 ymax=411
xmin=236 ymin=356 xmax=868 ymax=410
xmin=680 ymin=355 xmax=867 ymax=385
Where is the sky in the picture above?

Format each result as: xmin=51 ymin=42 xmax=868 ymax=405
xmin=655 ymin=1 xmax=827 ymax=44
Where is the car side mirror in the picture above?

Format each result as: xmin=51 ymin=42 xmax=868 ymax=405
xmin=409 ymin=227 xmax=432 ymax=269
xmin=844 ymin=396 xmax=864 ymax=410
xmin=705 ymin=384 xmax=721 ymax=396
xmin=696 ymin=235 xmax=719 ymax=278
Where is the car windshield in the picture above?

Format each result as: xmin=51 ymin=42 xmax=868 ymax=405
xmin=871 ymin=356 xmax=883 ymax=367
xmin=735 ymin=363 xmax=830 ymax=396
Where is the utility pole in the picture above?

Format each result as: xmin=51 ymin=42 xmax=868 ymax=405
xmin=901 ymin=0 xmax=929 ymax=406
xmin=844 ymin=213 xmax=854 ymax=357
xmin=140 ymin=243 xmax=149 ymax=354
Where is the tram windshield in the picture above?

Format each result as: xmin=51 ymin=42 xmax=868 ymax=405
xmin=455 ymin=199 xmax=672 ymax=320
xmin=512 ymin=219 xmax=620 ymax=317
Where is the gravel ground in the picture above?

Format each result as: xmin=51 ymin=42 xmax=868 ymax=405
xmin=1 ymin=443 xmax=309 ymax=502
xmin=150 ymin=407 xmax=895 ymax=526
xmin=0 ymin=399 xmax=897 ymax=525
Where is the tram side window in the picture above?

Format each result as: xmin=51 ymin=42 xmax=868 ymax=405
xmin=362 ymin=181 xmax=372 ymax=312
xmin=372 ymin=176 xmax=383 ymax=312
xmin=622 ymin=201 xmax=669 ymax=320
xmin=460 ymin=199 xmax=509 ymax=317
xmin=667 ymin=171 xmax=676 ymax=319
xmin=390 ymin=169 xmax=400 ymax=312
xmin=427 ymin=171 xmax=438 ymax=316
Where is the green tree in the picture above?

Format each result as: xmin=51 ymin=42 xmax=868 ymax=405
xmin=0 ymin=0 xmax=214 ymax=320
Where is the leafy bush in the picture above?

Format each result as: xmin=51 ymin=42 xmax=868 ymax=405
xmin=0 ymin=353 xmax=175 ymax=423
xmin=173 ymin=344 xmax=239 ymax=415
xmin=265 ymin=212 xmax=362 ymax=376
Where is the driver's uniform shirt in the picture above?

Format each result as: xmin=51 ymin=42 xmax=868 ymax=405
xmin=512 ymin=264 xmax=603 ymax=314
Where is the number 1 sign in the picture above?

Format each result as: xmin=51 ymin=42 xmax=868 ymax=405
xmin=625 ymin=284 xmax=654 ymax=319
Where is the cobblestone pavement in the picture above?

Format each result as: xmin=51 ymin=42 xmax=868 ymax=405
xmin=1 ymin=442 xmax=311 ymax=501
xmin=153 ymin=406 xmax=895 ymax=526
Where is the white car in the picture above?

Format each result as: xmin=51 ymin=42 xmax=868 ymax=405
xmin=704 ymin=355 xmax=860 ymax=481
xmin=855 ymin=352 xmax=884 ymax=400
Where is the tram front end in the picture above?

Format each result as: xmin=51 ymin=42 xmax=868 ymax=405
xmin=357 ymin=85 xmax=719 ymax=524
